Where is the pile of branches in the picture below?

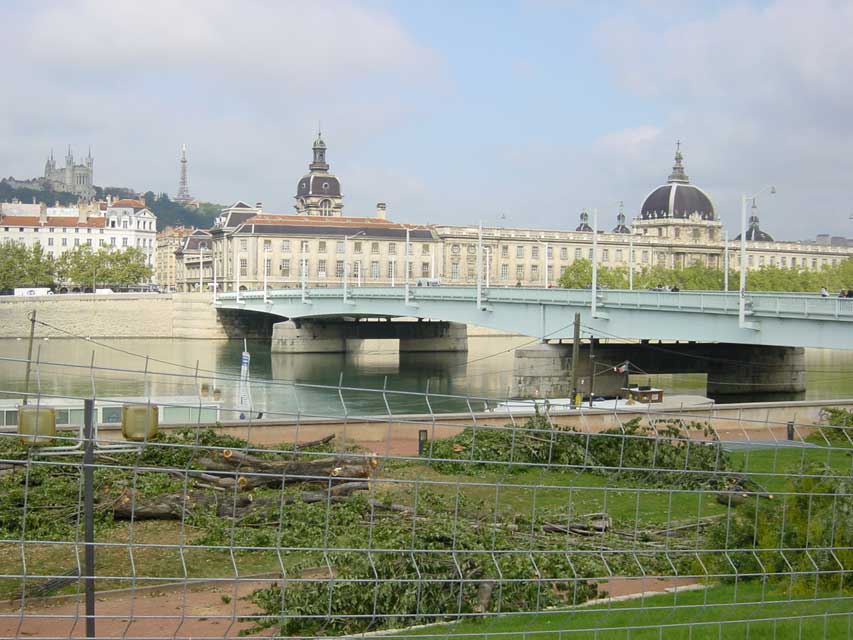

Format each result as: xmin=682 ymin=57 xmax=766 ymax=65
xmin=424 ymin=415 xmax=729 ymax=488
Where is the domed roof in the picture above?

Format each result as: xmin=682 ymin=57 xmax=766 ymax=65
xmin=575 ymin=210 xmax=592 ymax=232
xmin=640 ymin=145 xmax=715 ymax=221
xmin=297 ymin=174 xmax=341 ymax=198
xmin=734 ymin=201 xmax=774 ymax=242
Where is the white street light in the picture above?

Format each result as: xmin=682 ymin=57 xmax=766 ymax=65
xmin=198 ymin=242 xmax=206 ymax=292
xmin=739 ymin=186 xmax=776 ymax=327
xmin=723 ymin=230 xmax=729 ymax=292
xmin=343 ymin=230 xmax=365 ymax=304
xmin=591 ymin=209 xmax=599 ymax=317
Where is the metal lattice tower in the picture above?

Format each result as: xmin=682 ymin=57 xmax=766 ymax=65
xmin=175 ymin=143 xmax=192 ymax=203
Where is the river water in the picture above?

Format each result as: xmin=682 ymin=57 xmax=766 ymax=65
xmin=0 ymin=337 xmax=850 ymax=418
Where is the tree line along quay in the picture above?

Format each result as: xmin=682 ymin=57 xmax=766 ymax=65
xmin=4 ymin=240 xmax=853 ymax=295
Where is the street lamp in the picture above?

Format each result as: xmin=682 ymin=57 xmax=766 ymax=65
xmin=198 ymin=242 xmax=207 ymax=292
xmin=343 ymin=230 xmax=365 ymax=304
xmin=739 ymin=186 xmax=776 ymax=327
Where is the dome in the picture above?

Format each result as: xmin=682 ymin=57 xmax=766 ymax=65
xmin=734 ymin=202 xmax=773 ymax=242
xmin=575 ymin=210 xmax=592 ymax=232
xmin=640 ymin=145 xmax=715 ymax=221
xmin=297 ymin=174 xmax=341 ymax=198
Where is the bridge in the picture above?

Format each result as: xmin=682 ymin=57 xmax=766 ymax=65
xmin=215 ymin=286 xmax=853 ymax=349
xmin=215 ymin=286 xmax=852 ymax=398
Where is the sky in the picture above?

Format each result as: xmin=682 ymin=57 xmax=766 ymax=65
xmin=1 ymin=0 xmax=852 ymax=240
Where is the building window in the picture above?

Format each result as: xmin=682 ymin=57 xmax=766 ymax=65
xmin=240 ymin=258 xmax=248 ymax=276
xmin=387 ymin=261 xmax=396 ymax=278
xmin=388 ymin=242 xmax=396 ymax=255
xmin=516 ymin=246 xmax=524 ymax=258
xmin=122 ymin=220 xmax=128 ymax=229
xmin=99 ymin=238 xmax=105 ymax=246
xmin=692 ymin=228 xmax=700 ymax=241
xmin=121 ymin=238 xmax=127 ymax=247
xmin=301 ymin=240 xmax=309 ymax=253
xmin=319 ymin=240 xmax=328 ymax=253
xmin=318 ymin=259 xmax=327 ymax=277
xmin=641 ymin=250 xmax=649 ymax=264
xmin=451 ymin=263 xmax=459 ymax=279
xmin=546 ymin=265 xmax=552 ymax=280
xmin=353 ymin=261 xmax=362 ymax=280
xmin=532 ymin=246 xmax=540 ymax=259
xmin=281 ymin=240 xmax=291 ymax=252
xmin=299 ymin=258 xmax=309 ymax=277
xmin=781 ymin=256 xmax=787 ymax=267
xmin=371 ymin=242 xmax=380 ymax=255
xmin=47 ymin=238 xmax=53 ymax=246
xmin=574 ymin=248 xmax=581 ymax=259
xmin=516 ymin=265 xmax=524 ymax=281
xmin=280 ymin=260 xmax=290 ymax=276
xmin=263 ymin=239 xmax=271 ymax=252
xmin=758 ymin=256 xmax=764 ymax=266
xmin=335 ymin=260 xmax=344 ymax=278
xmin=546 ymin=245 xmax=553 ymax=259
xmin=602 ymin=249 xmax=609 ymax=261
xmin=407 ymin=262 xmax=414 ymax=278
xmin=265 ymin=258 xmax=272 ymax=276
xmin=501 ymin=245 xmax=509 ymax=258
xmin=560 ymin=247 xmax=568 ymax=260
xmin=371 ymin=261 xmax=380 ymax=279
xmin=500 ymin=264 xmax=508 ymax=280
xmin=354 ymin=241 xmax=362 ymax=254
xmin=334 ymin=240 xmax=343 ymax=254
xmin=421 ymin=262 xmax=429 ymax=277
xmin=531 ymin=264 xmax=539 ymax=279
xmin=791 ymin=257 xmax=797 ymax=267
xmin=615 ymin=249 xmax=623 ymax=262
xmin=320 ymin=199 xmax=332 ymax=216
xmin=588 ymin=248 xmax=593 ymax=260
xmin=240 ymin=239 xmax=247 ymax=250
xmin=62 ymin=238 xmax=67 ymax=247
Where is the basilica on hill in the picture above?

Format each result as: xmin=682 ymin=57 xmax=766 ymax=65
xmin=167 ymin=134 xmax=853 ymax=292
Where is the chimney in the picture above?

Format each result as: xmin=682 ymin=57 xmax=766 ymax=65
xmin=78 ymin=203 xmax=88 ymax=224
xmin=255 ymin=202 xmax=263 ymax=212
xmin=39 ymin=203 xmax=47 ymax=225
xmin=376 ymin=202 xmax=387 ymax=220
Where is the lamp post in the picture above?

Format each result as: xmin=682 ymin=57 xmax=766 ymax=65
xmin=723 ymin=231 xmax=729 ymax=292
xmin=739 ymin=186 xmax=776 ymax=327
xmin=343 ymin=230 xmax=365 ymax=304
xmin=628 ymin=233 xmax=634 ymax=291
xmin=591 ymin=209 xmax=599 ymax=317
xmin=476 ymin=223 xmax=483 ymax=308
xmin=405 ymin=228 xmax=411 ymax=305
xmin=485 ymin=247 xmax=491 ymax=288
xmin=198 ymin=242 xmax=206 ymax=292
xmin=212 ymin=242 xmax=217 ymax=303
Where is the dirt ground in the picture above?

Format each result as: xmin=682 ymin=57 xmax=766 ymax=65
xmin=0 ymin=575 xmax=704 ymax=638
xmin=0 ymin=578 xmax=275 ymax=638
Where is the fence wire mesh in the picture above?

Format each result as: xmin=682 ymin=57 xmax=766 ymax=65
xmin=0 ymin=354 xmax=851 ymax=639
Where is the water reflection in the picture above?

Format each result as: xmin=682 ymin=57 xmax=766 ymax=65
xmin=0 ymin=338 xmax=850 ymax=417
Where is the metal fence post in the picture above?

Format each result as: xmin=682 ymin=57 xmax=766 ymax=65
xmin=83 ymin=397 xmax=96 ymax=638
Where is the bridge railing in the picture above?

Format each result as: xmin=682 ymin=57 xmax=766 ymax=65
xmin=217 ymin=287 xmax=853 ymax=320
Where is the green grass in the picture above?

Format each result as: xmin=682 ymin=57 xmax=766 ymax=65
xmin=400 ymin=582 xmax=853 ymax=639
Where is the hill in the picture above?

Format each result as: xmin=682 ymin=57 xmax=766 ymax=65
xmin=0 ymin=180 xmax=223 ymax=230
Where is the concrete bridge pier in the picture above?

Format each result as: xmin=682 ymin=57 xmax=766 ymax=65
xmin=705 ymin=345 xmax=806 ymax=395
xmin=511 ymin=343 xmax=627 ymax=399
xmin=271 ymin=320 xmax=468 ymax=354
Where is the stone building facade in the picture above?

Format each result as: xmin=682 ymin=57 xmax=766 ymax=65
xmin=171 ymin=139 xmax=853 ymax=293
xmin=0 ymin=197 xmax=157 ymax=286
xmin=43 ymin=146 xmax=95 ymax=199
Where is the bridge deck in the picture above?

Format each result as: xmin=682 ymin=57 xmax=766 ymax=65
xmin=215 ymin=287 xmax=853 ymax=349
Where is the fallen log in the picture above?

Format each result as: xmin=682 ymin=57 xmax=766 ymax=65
xmin=110 ymin=482 xmax=371 ymax=521
xmin=294 ymin=434 xmax=336 ymax=450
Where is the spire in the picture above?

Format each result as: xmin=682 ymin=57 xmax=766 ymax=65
xmin=310 ymin=129 xmax=329 ymax=172
xmin=616 ymin=200 xmax=625 ymax=225
xmin=667 ymin=140 xmax=690 ymax=184
xmin=176 ymin=143 xmax=192 ymax=203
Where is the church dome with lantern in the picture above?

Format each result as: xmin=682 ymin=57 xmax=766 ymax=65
xmin=640 ymin=145 xmax=715 ymax=221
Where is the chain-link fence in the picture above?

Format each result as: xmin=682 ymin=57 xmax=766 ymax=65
xmin=0 ymin=356 xmax=851 ymax=639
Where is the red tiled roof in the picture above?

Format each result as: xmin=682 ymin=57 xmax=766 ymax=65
xmin=0 ymin=215 xmax=106 ymax=228
xmin=111 ymin=198 xmax=146 ymax=209
xmin=244 ymin=214 xmax=428 ymax=230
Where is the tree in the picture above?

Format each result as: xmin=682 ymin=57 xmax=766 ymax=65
xmin=557 ymin=259 xmax=628 ymax=289
xmin=0 ymin=242 xmax=56 ymax=290
xmin=55 ymin=245 xmax=151 ymax=288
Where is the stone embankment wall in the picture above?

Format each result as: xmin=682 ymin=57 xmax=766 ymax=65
xmin=0 ymin=293 xmax=228 ymax=339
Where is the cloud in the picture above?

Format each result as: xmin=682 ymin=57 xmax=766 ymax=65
xmin=595 ymin=0 xmax=853 ymax=237
xmin=0 ymin=0 xmax=441 ymax=211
